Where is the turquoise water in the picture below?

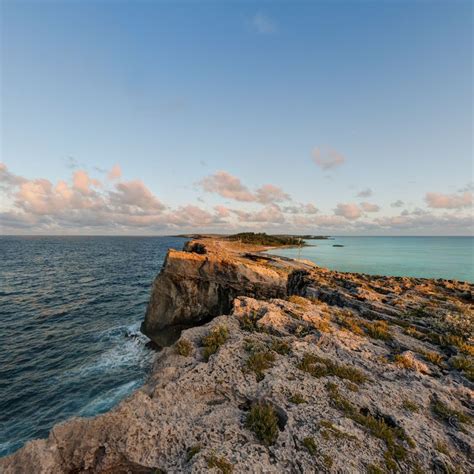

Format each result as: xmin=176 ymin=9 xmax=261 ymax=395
xmin=267 ymin=237 xmax=474 ymax=282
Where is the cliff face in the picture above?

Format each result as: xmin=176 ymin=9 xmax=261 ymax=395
xmin=2 ymin=238 xmax=473 ymax=473
xmin=141 ymin=238 xmax=311 ymax=345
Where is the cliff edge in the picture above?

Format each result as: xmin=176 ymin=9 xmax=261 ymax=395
xmin=1 ymin=237 xmax=473 ymax=473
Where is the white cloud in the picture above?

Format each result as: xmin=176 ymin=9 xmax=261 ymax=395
xmin=425 ymin=191 xmax=472 ymax=209
xmin=360 ymin=202 xmax=380 ymax=213
xmin=312 ymin=148 xmax=345 ymax=170
xmin=249 ymin=12 xmax=277 ymax=35
xmin=334 ymin=203 xmax=362 ymax=220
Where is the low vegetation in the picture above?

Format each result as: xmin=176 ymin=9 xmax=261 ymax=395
xmin=326 ymin=382 xmax=414 ymax=471
xmin=202 ymin=326 xmax=229 ymax=361
xmin=319 ymin=420 xmax=356 ymax=441
xmin=269 ymin=338 xmax=291 ymax=355
xmin=393 ymin=353 xmax=417 ymax=370
xmin=239 ymin=311 xmax=260 ymax=332
xmin=302 ymin=436 xmax=317 ymax=455
xmin=421 ymin=350 xmax=444 ymax=367
xmin=449 ymin=355 xmax=474 ymax=381
xmin=185 ymin=444 xmax=201 ymax=462
xmin=431 ymin=398 xmax=471 ymax=426
xmin=401 ymin=399 xmax=420 ymax=413
xmin=363 ymin=320 xmax=392 ymax=341
xmin=226 ymin=232 xmax=304 ymax=246
xmin=245 ymin=401 xmax=279 ymax=446
xmin=175 ymin=338 xmax=193 ymax=357
xmin=206 ymin=453 xmax=233 ymax=473
xmin=297 ymin=353 xmax=368 ymax=384
xmin=245 ymin=350 xmax=276 ymax=381
xmin=288 ymin=393 xmax=306 ymax=404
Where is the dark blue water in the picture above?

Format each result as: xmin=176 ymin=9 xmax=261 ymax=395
xmin=0 ymin=236 xmax=186 ymax=457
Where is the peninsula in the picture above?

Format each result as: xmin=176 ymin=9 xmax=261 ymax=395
xmin=1 ymin=235 xmax=472 ymax=473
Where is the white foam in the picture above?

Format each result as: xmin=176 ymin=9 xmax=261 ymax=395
xmin=78 ymin=380 xmax=140 ymax=416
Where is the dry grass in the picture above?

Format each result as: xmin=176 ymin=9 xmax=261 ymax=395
xmin=287 ymin=295 xmax=311 ymax=307
xmin=422 ymin=350 xmax=444 ymax=367
xmin=394 ymin=353 xmax=417 ymax=370
xmin=363 ymin=320 xmax=392 ymax=341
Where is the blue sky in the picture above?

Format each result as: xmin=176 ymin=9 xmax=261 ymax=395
xmin=1 ymin=0 xmax=472 ymax=235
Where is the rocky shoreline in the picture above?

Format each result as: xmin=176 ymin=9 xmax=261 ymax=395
xmin=1 ymin=236 xmax=473 ymax=473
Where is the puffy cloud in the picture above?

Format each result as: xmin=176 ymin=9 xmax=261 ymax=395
xmin=249 ymin=12 xmax=277 ymax=34
xmin=390 ymin=200 xmax=404 ymax=208
xmin=233 ymin=204 xmax=286 ymax=224
xmin=312 ymin=148 xmax=345 ymax=170
xmin=200 ymin=171 xmax=254 ymax=202
xmin=334 ymin=203 xmax=362 ymax=220
xmin=284 ymin=203 xmax=318 ymax=215
xmin=73 ymin=170 xmax=101 ymax=195
xmin=360 ymin=202 xmax=380 ymax=213
xmin=109 ymin=180 xmax=166 ymax=213
xmin=425 ymin=191 xmax=472 ymax=209
xmin=255 ymin=184 xmax=290 ymax=204
xmin=356 ymin=188 xmax=372 ymax=198
xmin=107 ymin=164 xmax=122 ymax=180
xmin=199 ymin=171 xmax=290 ymax=204
xmin=0 ymin=163 xmax=27 ymax=191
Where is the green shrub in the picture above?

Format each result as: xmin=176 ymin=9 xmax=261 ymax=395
xmin=401 ymin=399 xmax=420 ymax=413
xmin=245 ymin=350 xmax=276 ymax=381
xmin=245 ymin=401 xmax=279 ymax=446
xmin=185 ymin=444 xmax=201 ymax=462
xmin=288 ymin=393 xmax=306 ymax=404
xmin=302 ymin=436 xmax=317 ymax=455
xmin=202 ymin=326 xmax=229 ymax=361
xmin=431 ymin=398 xmax=471 ymax=426
xmin=298 ymin=353 xmax=368 ymax=384
xmin=206 ymin=453 xmax=233 ymax=473
xmin=226 ymin=232 xmax=303 ymax=246
xmin=326 ymin=383 xmax=414 ymax=470
xmin=175 ymin=338 xmax=193 ymax=357
xmin=269 ymin=338 xmax=291 ymax=355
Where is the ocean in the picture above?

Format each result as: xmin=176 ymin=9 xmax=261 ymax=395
xmin=0 ymin=236 xmax=186 ymax=457
xmin=267 ymin=236 xmax=474 ymax=282
xmin=1 ymin=235 xmax=472 ymax=457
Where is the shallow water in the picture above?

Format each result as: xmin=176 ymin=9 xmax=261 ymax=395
xmin=267 ymin=236 xmax=474 ymax=282
xmin=0 ymin=236 xmax=186 ymax=457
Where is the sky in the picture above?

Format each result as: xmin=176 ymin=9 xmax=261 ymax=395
xmin=0 ymin=0 xmax=472 ymax=235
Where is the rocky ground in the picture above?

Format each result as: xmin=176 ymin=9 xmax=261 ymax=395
xmin=1 ymin=237 xmax=472 ymax=473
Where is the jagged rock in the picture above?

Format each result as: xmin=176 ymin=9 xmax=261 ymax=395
xmin=141 ymin=238 xmax=313 ymax=345
xmin=2 ymin=237 xmax=472 ymax=473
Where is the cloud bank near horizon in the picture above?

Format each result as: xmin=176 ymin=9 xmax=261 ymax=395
xmin=0 ymin=163 xmax=472 ymax=235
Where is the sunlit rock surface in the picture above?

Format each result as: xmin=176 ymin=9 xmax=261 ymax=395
xmin=2 ymin=237 xmax=472 ymax=473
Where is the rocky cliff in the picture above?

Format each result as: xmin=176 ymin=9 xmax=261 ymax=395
xmin=141 ymin=238 xmax=312 ymax=345
xmin=1 ymin=238 xmax=473 ymax=473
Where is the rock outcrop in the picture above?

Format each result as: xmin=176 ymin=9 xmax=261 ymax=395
xmin=141 ymin=238 xmax=313 ymax=345
xmin=1 ymin=237 xmax=473 ymax=473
